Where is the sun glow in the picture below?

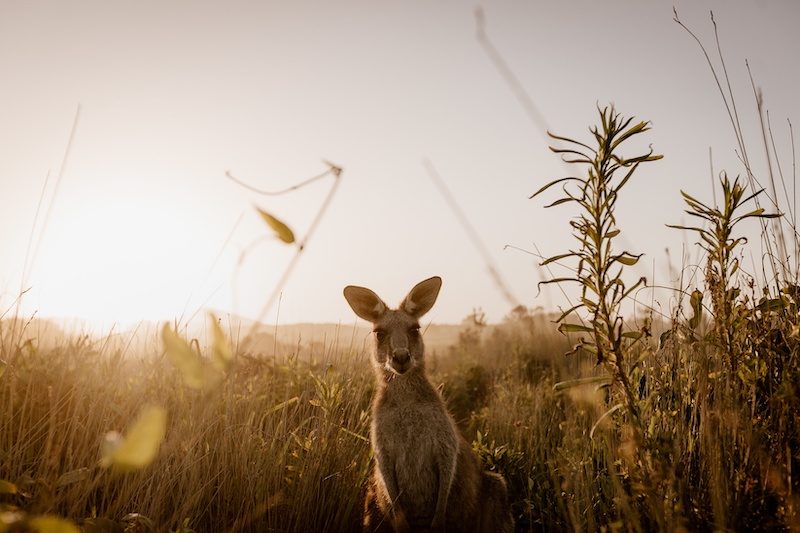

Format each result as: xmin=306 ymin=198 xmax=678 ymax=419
xmin=23 ymin=179 xmax=225 ymax=329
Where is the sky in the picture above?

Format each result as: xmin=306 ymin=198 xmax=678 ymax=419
xmin=1 ymin=0 xmax=799 ymax=331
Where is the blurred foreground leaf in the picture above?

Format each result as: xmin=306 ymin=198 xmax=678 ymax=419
xmin=209 ymin=314 xmax=233 ymax=372
xmin=101 ymin=405 xmax=167 ymax=473
xmin=256 ymin=207 xmax=295 ymax=244
xmin=0 ymin=479 xmax=17 ymax=494
xmin=27 ymin=516 xmax=81 ymax=533
xmin=162 ymin=324 xmax=208 ymax=389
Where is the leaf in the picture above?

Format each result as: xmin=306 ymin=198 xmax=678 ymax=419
xmin=544 ymin=197 xmax=576 ymax=208
xmin=553 ymin=303 xmax=584 ymax=323
xmin=209 ymin=314 xmax=233 ymax=372
xmin=558 ymin=323 xmax=593 ymax=334
xmin=162 ymin=324 xmax=208 ymax=389
xmin=28 ymin=516 xmax=82 ymax=533
xmin=734 ymin=208 xmax=782 ymax=223
xmin=102 ymin=405 xmax=167 ymax=473
xmin=613 ymin=252 xmax=643 ymax=266
xmin=621 ymin=276 xmax=647 ymax=300
xmin=55 ymin=468 xmax=90 ymax=488
xmin=256 ymin=207 xmax=295 ymax=244
xmin=541 ymin=252 xmax=578 ymax=266
xmin=554 ymin=376 xmax=611 ymax=392
xmin=530 ymin=176 xmax=582 ymax=199
xmin=0 ymin=478 xmax=17 ymax=494
xmin=757 ymin=297 xmax=788 ymax=314
xmin=590 ymin=403 xmax=625 ymax=439
xmin=659 ymin=329 xmax=673 ymax=349
xmin=538 ymin=277 xmax=580 ymax=287
xmin=689 ymin=289 xmax=704 ymax=330
xmin=666 ymin=223 xmax=706 ymax=233
xmin=264 ymin=396 xmax=300 ymax=417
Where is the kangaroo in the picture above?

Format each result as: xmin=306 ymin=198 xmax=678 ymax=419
xmin=343 ymin=276 xmax=514 ymax=533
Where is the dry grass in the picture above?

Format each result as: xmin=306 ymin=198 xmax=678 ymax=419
xmin=0 ymin=328 xmax=374 ymax=531
xmin=3 ymin=24 xmax=799 ymax=527
xmin=1 ymin=268 xmax=800 ymax=532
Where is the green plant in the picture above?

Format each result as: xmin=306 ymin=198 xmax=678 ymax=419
xmin=532 ymin=104 xmax=664 ymax=529
xmin=668 ymin=173 xmax=781 ymax=372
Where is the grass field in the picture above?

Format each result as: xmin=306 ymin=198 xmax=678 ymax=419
xmin=3 ymin=72 xmax=800 ymax=533
xmin=2 ymin=269 xmax=800 ymax=533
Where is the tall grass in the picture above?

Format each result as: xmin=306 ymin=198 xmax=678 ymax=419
xmin=3 ymin=16 xmax=799 ymax=531
xmin=0 ymin=329 xmax=374 ymax=531
xmin=2 ymin=233 xmax=799 ymax=533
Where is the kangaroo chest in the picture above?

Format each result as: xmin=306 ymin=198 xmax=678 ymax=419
xmin=371 ymin=388 xmax=459 ymax=513
xmin=373 ymin=398 xmax=455 ymax=452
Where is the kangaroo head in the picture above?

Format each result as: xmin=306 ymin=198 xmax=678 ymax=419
xmin=343 ymin=276 xmax=442 ymax=375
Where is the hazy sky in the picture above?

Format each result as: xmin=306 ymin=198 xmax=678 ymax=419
xmin=1 ymin=0 xmax=799 ymax=329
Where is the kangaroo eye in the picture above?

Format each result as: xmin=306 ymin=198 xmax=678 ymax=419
xmin=374 ymin=329 xmax=386 ymax=342
xmin=408 ymin=327 xmax=420 ymax=339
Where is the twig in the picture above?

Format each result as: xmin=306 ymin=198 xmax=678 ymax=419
xmin=241 ymin=162 xmax=343 ymax=341
xmin=423 ymin=159 xmax=521 ymax=308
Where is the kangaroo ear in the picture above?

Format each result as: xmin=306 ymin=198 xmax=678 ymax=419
xmin=400 ymin=276 xmax=442 ymax=318
xmin=344 ymin=285 xmax=388 ymax=323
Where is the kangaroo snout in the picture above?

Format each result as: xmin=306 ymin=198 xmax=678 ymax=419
xmin=390 ymin=348 xmax=411 ymax=373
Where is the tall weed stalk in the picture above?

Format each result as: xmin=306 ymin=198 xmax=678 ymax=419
xmin=532 ymin=104 xmax=665 ymax=529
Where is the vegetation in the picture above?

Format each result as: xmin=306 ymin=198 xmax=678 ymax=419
xmin=3 ymin=193 xmax=799 ymax=531
xmin=2 ymin=15 xmax=799 ymax=533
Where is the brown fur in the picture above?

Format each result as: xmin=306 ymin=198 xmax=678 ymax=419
xmin=343 ymin=276 xmax=513 ymax=533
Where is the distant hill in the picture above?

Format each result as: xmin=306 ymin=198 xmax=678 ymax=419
xmin=2 ymin=315 xmax=474 ymax=360
xmin=246 ymin=322 xmax=464 ymax=354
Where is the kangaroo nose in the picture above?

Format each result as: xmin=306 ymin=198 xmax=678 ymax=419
xmin=392 ymin=349 xmax=410 ymax=365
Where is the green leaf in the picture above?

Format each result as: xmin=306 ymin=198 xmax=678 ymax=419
xmin=558 ymin=323 xmax=593 ymax=334
xmin=552 ymin=303 xmax=584 ymax=324
xmin=734 ymin=208 xmax=782 ymax=223
xmin=757 ymin=297 xmax=788 ymax=314
xmin=666 ymin=223 xmax=706 ymax=233
xmin=538 ymin=277 xmax=580 ymax=288
xmin=102 ymin=405 xmax=167 ymax=473
xmin=162 ymin=324 xmax=208 ymax=389
xmin=541 ymin=252 xmax=578 ymax=266
xmin=256 ymin=206 xmax=295 ymax=244
xmin=547 ymin=130 xmax=595 ymax=152
xmin=544 ymin=197 xmax=575 ymax=208
xmin=530 ymin=176 xmax=582 ymax=199
xmin=620 ymin=277 xmax=647 ymax=301
xmin=659 ymin=329 xmax=673 ymax=349
xmin=613 ymin=252 xmax=642 ymax=266
xmin=689 ymin=289 xmax=704 ymax=329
